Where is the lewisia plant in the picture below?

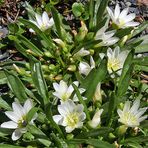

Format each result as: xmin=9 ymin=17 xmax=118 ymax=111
xmin=0 ymin=0 xmax=147 ymax=147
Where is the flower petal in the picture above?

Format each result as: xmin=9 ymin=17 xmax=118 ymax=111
xmin=119 ymin=8 xmax=129 ymax=19
xmin=106 ymin=7 xmax=115 ymax=22
xmin=48 ymin=17 xmax=54 ymax=27
xmin=53 ymin=82 xmax=59 ymax=91
xmin=12 ymin=102 xmax=24 ymax=117
xmin=130 ymin=99 xmax=140 ymax=113
xmin=53 ymin=115 xmax=63 ymax=125
xmin=23 ymin=99 xmax=33 ymax=114
xmin=35 ymin=13 xmax=43 ymax=27
xmin=12 ymin=129 xmax=23 ymax=141
xmin=114 ymin=4 xmax=120 ymax=19
xmin=125 ymin=22 xmax=139 ymax=27
xmin=1 ymin=121 xmax=18 ymax=129
xmin=124 ymin=13 xmax=135 ymax=23
xmin=65 ymin=126 xmax=74 ymax=133
xmin=42 ymin=11 xmax=50 ymax=26
xmin=5 ymin=111 xmax=20 ymax=122
xmin=123 ymin=101 xmax=131 ymax=112
xmin=79 ymin=62 xmax=91 ymax=76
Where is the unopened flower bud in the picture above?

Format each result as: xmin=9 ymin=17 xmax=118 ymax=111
xmin=88 ymin=109 xmax=103 ymax=128
xmin=53 ymin=39 xmax=65 ymax=48
xmin=44 ymin=51 xmax=53 ymax=58
xmin=54 ymin=75 xmax=63 ymax=81
xmin=26 ymin=49 xmax=39 ymax=56
xmin=66 ymin=134 xmax=74 ymax=140
xmin=109 ymin=133 xmax=116 ymax=139
xmin=49 ymin=64 xmax=56 ymax=70
xmin=25 ymin=63 xmax=30 ymax=69
xmin=89 ymin=49 xmax=94 ymax=55
xmin=42 ymin=65 xmax=49 ymax=71
xmin=13 ymin=64 xmax=26 ymax=75
xmin=116 ymin=125 xmax=128 ymax=136
xmin=67 ymin=65 xmax=76 ymax=72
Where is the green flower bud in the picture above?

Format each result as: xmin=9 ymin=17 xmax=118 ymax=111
xmin=67 ymin=65 xmax=76 ymax=72
xmin=44 ymin=51 xmax=53 ymax=58
xmin=66 ymin=134 xmax=74 ymax=140
xmin=49 ymin=64 xmax=56 ymax=70
xmin=109 ymin=133 xmax=116 ymax=139
xmin=13 ymin=64 xmax=27 ymax=75
xmin=41 ymin=65 xmax=49 ymax=71
xmin=89 ymin=49 xmax=94 ymax=55
xmin=116 ymin=125 xmax=128 ymax=136
xmin=25 ymin=63 xmax=30 ymax=69
xmin=54 ymin=75 xmax=63 ymax=81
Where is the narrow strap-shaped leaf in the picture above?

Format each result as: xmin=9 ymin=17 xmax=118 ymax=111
xmin=4 ymin=70 xmax=28 ymax=102
xmin=96 ymin=0 xmax=109 ymax=28
xmin=117 ymin=64 xmax=134 ymax=98
xmin=72 ymin=83 xmax=90 ymax=120
xmin=27 ymin=124 xmax=48 ymax=139
xmin=135 ymin=43 xmax=148 ymax=53
xmin=51 ymin=6 xmax=63 ymax=40
xmin=17 ymin=35 xmax=43 ymax=56
xmin=82 ymin=58 xmax=107 ymax=104
xmin=132 ymin=21 xmax=148 ymax=37
xmin=67 ymin=139 xmax=115 ymax=148
xmin=0 ymin=144 xmax=25 ymax=148
xmin=29 ymin=57 xmax=49 ymax=105
xmin=15 ymin=41 xmax=28 ymax=57
xmin=120 ymin=49 xmax=134 ymax=80
xmin=45 ymin=102 xmax=64 ymax=139
xmin=89 ymin=0 xmax=95 ymax=30
xmin=133 ymin=56 xmax=148 ymax=66
xmin=76 ymin=127 xmax=114 ymax=138
xmin=26 ymin=107 xmax=38 ymax=122
xmin=0 ymin=96 xmax=11 ymax=110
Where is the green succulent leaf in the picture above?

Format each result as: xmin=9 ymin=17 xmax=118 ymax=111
xmin=82 ymin=57 xmax=107 ymax=104
xmin=4 ymin=70 xmax=28 ymax=102
xmin=67 ymin=139 xmax=115 ymax=148
xmin=72 ymin=2 xmax=84 ymax=17
xmin=29 ymin=58 xmax=49 ymax=106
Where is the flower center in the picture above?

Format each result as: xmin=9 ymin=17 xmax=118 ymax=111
xmin=40 ymin=23 xmax=47 ymax=31
xmin=61 ymin=93 xmax=71 ymax=101
xmin=18 ymin=116 xmax=27 ymax=128
xmin=118 ymin=19 xmax=125 ymax=27
xmin=123 ymin=112 xmax=138 ymax=125
xmin=66 ymin=113 xmax=79 ymax=127
xmin=108 ymin=58 xmax=120 ymax=72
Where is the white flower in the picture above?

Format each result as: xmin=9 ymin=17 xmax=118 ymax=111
xmin=117 ymin=99 xmax=147 ymax=127
xmin=73 ymin=48 xmax=90 ymax=59
xmin=53 ymin=100 xmax=86 ymax=133
xmin=53 ymin=80 xmax=85 ymax=102
xmin=107 ymin=4 xmax=139 ymax=28
xmin=29 ymin=11 xmax=54 ymax=32
xmin=79 ymin=56 xmax=95 ymax=76
xmin=1 ymin=99 xmax=36 ymax=141
xmin=107 ymin=47 xmax=128 ymax=76
xmin=88 ymin=109 xmax=103 ymax=128
xmin=95 ymin=27 xmax=119 ymax=46
xmin=100 ymin=46 xmax=128 ymax=77
xmin=93 ymin=83 xmax=103 ymax=103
